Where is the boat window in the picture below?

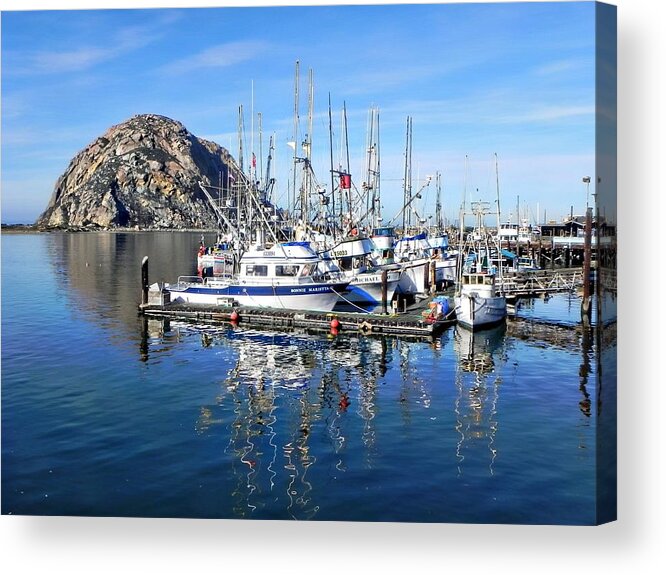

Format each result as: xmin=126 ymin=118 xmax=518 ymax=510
xmin=275 ymin=264 xmax=300 ymax=277
xmin=300 ymin=264 xmax=313 ymax=277
xmin=484 ymin=276 xmax=493 ymax=285
xmin=338 ymin=257 xmax=353 ymax=271
xmin=246 ymin=264 xmax=268 ymax=277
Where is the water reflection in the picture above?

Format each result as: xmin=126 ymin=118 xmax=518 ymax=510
xmin=164 ymin=324 xmax=401 ymax=519
xmin=45 ymin=231 xmax=205 ymax=331
xmin=453 ymin=325 xmax=506 ymax=477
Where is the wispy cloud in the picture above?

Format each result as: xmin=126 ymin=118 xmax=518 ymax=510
xmin=6 ymin=15 xmax=177 ymax=75
xmin=158 ymin=40 xmax=269 ymax=75
xmin=534 ymin=58 xmax=590 ymax=76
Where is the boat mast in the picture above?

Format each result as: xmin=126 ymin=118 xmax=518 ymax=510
xmin=402 ymin=116 xmax=412 ymax=234
xmin=258 ymin=111 xmax=263 ymax=192
xmin=364 ymin=107 xmax=374 ymax=227
xmin=435 ymin=170 xmax=443 ymax=231
xmin=375 ymin=109 xmax=381 ymax=227
xmin=291 ymin=60 xmax=300 ymax=239
xmin=304 ymin=67 xmax=314 ymax=227
xmin=343 ymin=101 xmax=353 ymax=232
xmin=494 ymin=152 xmax=504 ymax=283
xmin=328 ymin=93 xmax=337 ymax=237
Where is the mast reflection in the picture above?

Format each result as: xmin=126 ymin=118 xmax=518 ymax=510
xmin=182 ymin=325 xmax=397 ymax=519
xmin=453 ymin=324 xmax=506 ymax=477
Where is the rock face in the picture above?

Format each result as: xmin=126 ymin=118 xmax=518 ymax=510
xmin=36 ymin=114 xmax=239 ymax=230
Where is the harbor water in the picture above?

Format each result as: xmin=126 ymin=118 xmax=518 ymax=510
xmin=1 ymin=232 xmax=613 ymax=524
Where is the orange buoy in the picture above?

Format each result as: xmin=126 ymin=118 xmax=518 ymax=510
xmin=330 ymin=318 xmax=340 ymax=329
xmin=230 ymin=310 xmax=239 ymax=322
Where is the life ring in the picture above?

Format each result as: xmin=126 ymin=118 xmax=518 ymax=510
xmin=351 ymin=227 xmax=359 ymax=237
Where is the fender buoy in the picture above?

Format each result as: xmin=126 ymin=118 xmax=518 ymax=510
xmin=230 ymin=310 xmax=239 ymax=322
xmin=358 ymin=320 xmax=372 ymax=333
xmin=330 ymin=318 xmax=340 ymax=329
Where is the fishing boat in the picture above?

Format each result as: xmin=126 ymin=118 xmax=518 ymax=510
xmin=163 ymin=241 xmax=349 ymax=312
xmin=454 ymin=156 xmax=507 ymax=330
xmin=454 ymin=249 xmax=507 ymax=330
xmin=197 ymin=234 xmax=235 ymax=278
xmin=321 ymin=235 xmax=401 ymax=308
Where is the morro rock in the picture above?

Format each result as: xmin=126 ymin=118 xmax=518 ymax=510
xmin=36 ymin=114 xmax=240 ymax=230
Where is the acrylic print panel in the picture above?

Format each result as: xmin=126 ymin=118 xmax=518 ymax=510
xmin=1 ymin=1 xmax=616 ymax=525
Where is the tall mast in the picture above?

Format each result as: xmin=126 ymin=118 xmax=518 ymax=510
xmin=364 ymin=108 xmax=374 ymax=225
xmin=495 ymin=152 xmax=503 ymax=282
xmin=250 ymin=79 xmax=254 ymax=186
xmin=402 ymin=116 xmax=412 ymax=233
xmin=343 ymin=101 xmax=352 ymax=230
xmin=328 ymin=93 xmax=337 ymax=236
xmin=303 ymin=67 xmax=314 ymax=225
xmin=258 ymin=112 xmax=263 ymax=192
xmin=375 ymin=109 xmax=381 ymax=227
xmin=237 ymin=105 xmax=244 ymax=175
xmin=292 ymin=60 xmax=300 ymax=235
xmin=435 ymin=171 xmax=442 ymax=231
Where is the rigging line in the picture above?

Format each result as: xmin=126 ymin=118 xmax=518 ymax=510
xmin=331 ymin=288 xmax=373 ymax=314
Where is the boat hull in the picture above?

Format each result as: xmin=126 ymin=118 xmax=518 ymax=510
xmin=166 ymin=282 xmax=348 ymax=312
xmin=454 ymin=293 xmax=507 ymax=330
xmin=396 ymin=258 xmax=430 ymax=297
xmin=343 ymin=271 xmax=401 ymax=306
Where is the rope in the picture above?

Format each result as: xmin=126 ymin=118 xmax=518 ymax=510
xmin=331 ymin=287 xmax=373 ymax=314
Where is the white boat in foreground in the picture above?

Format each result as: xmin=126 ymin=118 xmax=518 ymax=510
xmin=164 ymin=242 xmax=349 ymax=312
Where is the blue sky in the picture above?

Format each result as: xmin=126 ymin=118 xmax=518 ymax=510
xmin=1 ymin=1 xmax=599 ymax=225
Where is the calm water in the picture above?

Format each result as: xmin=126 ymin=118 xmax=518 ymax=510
xmin=1 ymin=232 xmax=613 ymax=523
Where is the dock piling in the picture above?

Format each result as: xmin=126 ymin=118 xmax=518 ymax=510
xmin=381 ymin=269 xmax=388 ymax=315
xmin=581 ymin=207 xmax=593 ymax=319
xmin=141 ymin=256 xmax=149 ymax=307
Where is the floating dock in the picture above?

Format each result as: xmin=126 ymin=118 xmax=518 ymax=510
xmin=139 ymin=299 xmax=456 ymax=337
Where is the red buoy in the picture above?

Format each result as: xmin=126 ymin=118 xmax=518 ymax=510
xmin=230 ymin=310 xmax=239 ymax=322
xmin=330 ymin=318 xmax=340 ymax=329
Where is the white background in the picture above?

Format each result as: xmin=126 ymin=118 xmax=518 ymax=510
xmin=1 ymin=1 xmax=663 ymax=573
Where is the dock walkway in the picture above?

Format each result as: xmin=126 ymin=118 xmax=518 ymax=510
xmin=140 ymin=298 xmax=456 ymax=337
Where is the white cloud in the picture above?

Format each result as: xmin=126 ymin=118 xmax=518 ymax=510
xmin=158 ymin=41 xmax=269 ymax=75
xmin=6 ymin=15 xmax=176 ymax=75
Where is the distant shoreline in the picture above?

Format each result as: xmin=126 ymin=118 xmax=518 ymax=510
xmin=1 ymin=224 xmax=221 ymax=234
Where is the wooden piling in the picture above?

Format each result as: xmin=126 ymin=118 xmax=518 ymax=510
xmin=581 ymin=207 xmax=593 ymax=319
xmin=381 ymin=269 xmax=388 ymax=315
xmin=141 ymin=256 xmax=149 ymax=306
xmin=430 ymin=261 xmax=437 ymax=293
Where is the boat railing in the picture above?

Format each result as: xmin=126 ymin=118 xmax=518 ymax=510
xmin=177 ymin=275 xmax=203 ymax=286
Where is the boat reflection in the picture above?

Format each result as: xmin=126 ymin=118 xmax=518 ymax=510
xmin=452 ymin=324 xmax=507 ymax=477
xmin=169 ymin=324 xmax=400 ymax=519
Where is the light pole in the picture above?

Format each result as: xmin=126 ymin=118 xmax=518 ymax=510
xmin=583 ymin=176 xmax=591 ymax=210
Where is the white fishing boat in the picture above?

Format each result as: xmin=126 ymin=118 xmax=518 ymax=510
xmin=454 ymin=258 xmax=507 ymax=330
xmin=322 ymin=235 xmax=401 ymax=307
xmin=454 ymin=157 xmax=507 ymax=330
xmin=163 ymin=241 xmax=349 ymax=312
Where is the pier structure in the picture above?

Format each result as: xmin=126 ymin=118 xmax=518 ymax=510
xmin=140 ymin=299 xmax=455 ymax=337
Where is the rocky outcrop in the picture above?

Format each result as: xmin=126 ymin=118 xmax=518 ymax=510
xmin=36 ymin=114 xmax=240 ymax=230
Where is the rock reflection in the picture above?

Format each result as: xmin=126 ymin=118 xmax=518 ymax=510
xmin=453 ymin=325 xmax=506 ymax=477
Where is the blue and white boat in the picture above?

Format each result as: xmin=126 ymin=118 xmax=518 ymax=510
xmin=163 ymin=242 xmax=349 ymax=312
xmin=321 ymin=235 xmax=401 ymax=308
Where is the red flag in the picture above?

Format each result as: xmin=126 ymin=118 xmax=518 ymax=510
xmin=252 ymin=153 xmax=256 ymax=168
